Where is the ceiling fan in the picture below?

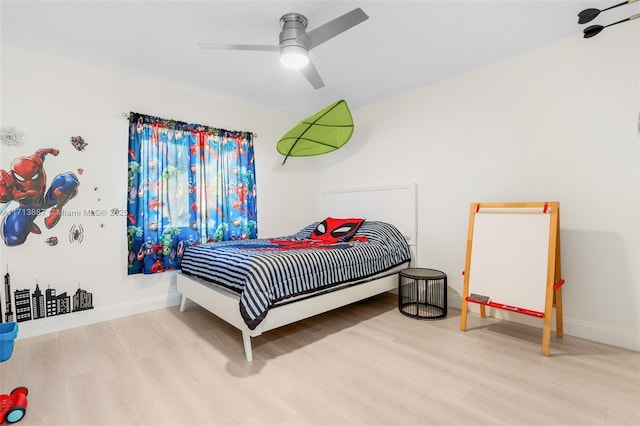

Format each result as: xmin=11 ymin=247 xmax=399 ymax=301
xmin=198 ymin=8 xmax=369 ymax=89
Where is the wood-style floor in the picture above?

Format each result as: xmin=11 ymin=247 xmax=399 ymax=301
xmin=1 ymin=293 xmax=638 ymax=426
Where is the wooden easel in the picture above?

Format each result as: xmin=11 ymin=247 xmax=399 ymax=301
xmin=459 ymin=202 xmax=564 ymax=356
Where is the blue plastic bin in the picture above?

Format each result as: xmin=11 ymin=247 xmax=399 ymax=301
xmin=0 ymin=322 xmax=18 ymax=362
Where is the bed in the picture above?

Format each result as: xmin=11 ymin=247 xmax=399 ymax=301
xmin=177 ymin=184 xmax=417 ymax=361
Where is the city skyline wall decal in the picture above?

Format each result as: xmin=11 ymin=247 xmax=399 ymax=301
xmin=3 ymin=271 xmax=93 ymax=324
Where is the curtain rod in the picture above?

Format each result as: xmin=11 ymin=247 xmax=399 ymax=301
xmin=120 ymin=112 xmax=257 ymax=138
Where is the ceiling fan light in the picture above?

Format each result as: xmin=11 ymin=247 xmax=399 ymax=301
xmin=280 ymin=45 xmax=309 ymax=69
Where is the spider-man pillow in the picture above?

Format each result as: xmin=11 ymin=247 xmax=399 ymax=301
xmin=310 ymin=217 xmax=365 ymax=243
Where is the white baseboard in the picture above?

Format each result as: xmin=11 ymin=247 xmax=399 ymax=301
xmin=562 ymin=317 xmax=640 ymax=352
xmin=16 ymin=292 xmax=183 ymax=340
xmin=450 ymin=295 xmax=640 ymax=352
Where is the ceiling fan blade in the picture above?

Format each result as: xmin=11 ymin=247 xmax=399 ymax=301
xmin=198 ymin=43 xmax=279 ymax=52
xmin=301 ymin=8 xmax=369 ymax=50
xmin=300 ymin=59 xmax=325 ymax=89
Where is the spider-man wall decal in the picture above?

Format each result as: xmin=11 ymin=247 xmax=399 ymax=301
xmin=0 ymin=148 xmax=79 ymax=246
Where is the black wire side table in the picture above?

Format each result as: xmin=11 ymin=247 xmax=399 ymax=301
xmin=398 ymin=268 xmax=447 ymax=319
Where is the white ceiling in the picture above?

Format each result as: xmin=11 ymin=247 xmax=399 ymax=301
xmin=1 ymin=0 xmax=635 ymax=116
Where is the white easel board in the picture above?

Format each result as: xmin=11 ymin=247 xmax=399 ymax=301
xmin=460 ymin=201 xmax=564 ymax=356
xmin=468 ymin=209 xmax=551 ymax=312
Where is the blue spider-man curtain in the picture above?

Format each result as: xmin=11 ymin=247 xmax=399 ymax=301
xmin=127 ymin=112 xmax=257 ymax=274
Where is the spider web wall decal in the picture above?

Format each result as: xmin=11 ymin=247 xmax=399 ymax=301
xmin=0 ymin=126 xmax=25 ymax=147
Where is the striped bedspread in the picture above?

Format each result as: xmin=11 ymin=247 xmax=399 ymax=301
xmin=180 ymin=221 xmax=411 ymax=329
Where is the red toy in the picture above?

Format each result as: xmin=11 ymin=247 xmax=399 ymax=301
xmin=0 ymin=321 xmax=27 ymax=423
xmin=0 ymin=387 xmax=28 ymax=424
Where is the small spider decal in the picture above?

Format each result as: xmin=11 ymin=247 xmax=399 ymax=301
xmin=45 ymin=236 xmax=59 ymax=246
xmin=69 ymin=224 xmax=84 ymax=244
xmin=70 ymin=136 xmax=87 ymax=151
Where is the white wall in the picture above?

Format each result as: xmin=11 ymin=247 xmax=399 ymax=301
xmin=316 ymin=24 xmax=640 ymax=351
xmin=0 ymin=45 xmax=316 ymax=338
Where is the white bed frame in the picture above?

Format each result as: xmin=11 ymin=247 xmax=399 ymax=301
xmin=177 ymin=184 xmax=418 ymax=361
